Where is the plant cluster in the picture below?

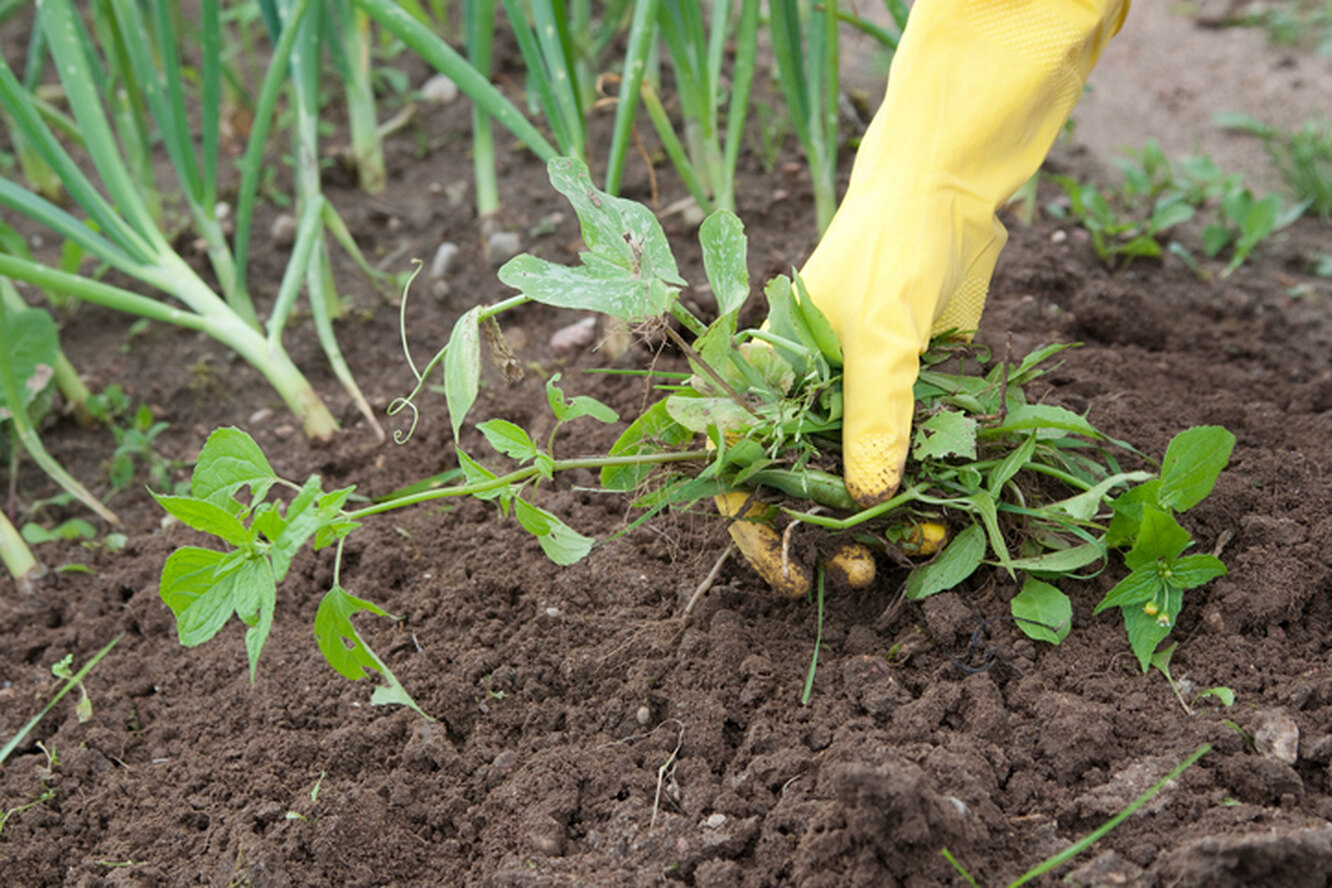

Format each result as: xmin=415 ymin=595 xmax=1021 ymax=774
xmin=1049 ymin=138 xmax=1309 ymax=276
xmin=151 ymin=159 xmax=1234 ymax=712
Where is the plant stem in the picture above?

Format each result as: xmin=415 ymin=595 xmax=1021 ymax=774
xmin=337 ymin=0 xmax=387 ymax=193
xmin=346 ymin=450 xmax=710 ymax=520
xmin=465 ymin=0 xmax=499 ymax=216
xmin=0 ymin=507 xmax=38 ymax=583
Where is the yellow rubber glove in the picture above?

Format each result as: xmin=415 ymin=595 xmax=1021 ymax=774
xmin=801 ymin=0 xmax=1129 ymax=507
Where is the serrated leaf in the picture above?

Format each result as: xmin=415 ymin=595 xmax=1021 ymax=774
xmin=700 ymin=210 xmax=748 ymax=317
xmin=913 ymin=410 xmax=978 ymax=461
xmin=478 ymin=419 xmax=537 ymax=462
xmin=457 ymin=450 xmax=509 ymax=502
xmin=1158 ymin=426 xmax=1235 ymax=512
xmin=159 ymin=546 xmax=224 ymax=621
xmin=514 ymin=498 xmax=594 ymax=565
xmin=1012 ymin=578 xmax=1072 ymax=644
xmin=905 ymin=523 xmax=985 ymax=599
xmin=231 ymin=559 xmax=276 ymax=682
xmin=313 ymin=585 xmax=431 ymax=718
xmin=269 ymin=476 xmax=328 ymax=582
xmin=152 ymin=493 xmax=253 ymax=546
xmin=444 ymin=306 xmax=482 ymax=443
xmin=602 ymin=400 xmax=692 ymax=491
xmin=546 ymin=373 xmax=619 ymax=423
xmin=190 ymin=427 xmax=277 ymax=507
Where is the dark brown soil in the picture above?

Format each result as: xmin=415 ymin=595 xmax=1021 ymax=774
xmin=4 ymin=25 xmax=1332 ymax=888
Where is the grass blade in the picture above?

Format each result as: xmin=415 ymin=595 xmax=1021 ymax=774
xmin=0 ymin=636 xmax=121 ymax=766
xmin=604 ymin=0 xmax=660 ymax=195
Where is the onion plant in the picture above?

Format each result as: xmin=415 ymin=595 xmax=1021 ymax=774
xmin=327 ymin=0 xmax=388 ymax=194
xmin=769 ymin=0 xmax=842 ymax=232
xmin=0 ymin=0 xmax=378 ymax=441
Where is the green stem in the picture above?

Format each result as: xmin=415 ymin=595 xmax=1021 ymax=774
xmin=466 ymin=0 xmax=498 ymax=217
xmin=783 ymin=484 xmax=929 ymax=529
xmin=604 ymin=0 xmax=660 ymax=196
xmin=0 ymin=507 xmax=38 ymax=583
xmin=800 ymin=565 xmax=825 ymax=705
xmin=346 ymin=450 xmax=710 ymax=520
xmin=338 ymin=1 xmax=387 ymax=193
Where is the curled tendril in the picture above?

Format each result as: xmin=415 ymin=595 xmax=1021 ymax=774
xmin=398 ymin=260 xmax=425 ymax=383
xmin=386 ymin=396 xmax=420 ymax=444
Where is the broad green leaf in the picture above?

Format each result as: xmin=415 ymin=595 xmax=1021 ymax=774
xmin=983 ymin=403 xmax=1101 ymax=439
xmin=737 ymin=341 xmax=795 ymax=396
xmin=1093 ymin=566 xmax=1161 ymax=614
xmin=457 ymin=450 xmax=510 ymax=502
xmin=1195 ymin=687 xmax=1235 ymax=707
xmin=912 ymin=410 xmax=977 ymax=461
xmin=478 ymin=419 xmax=537 ymax=461
xmin=700 ymin=210 xmax=748 ymax=317
xmin=514 ymin=498 xmax=594 ymax=565
xmin=1011 ymin=578 xmax=1072 ymax=644
xmin=498 ymin=158 xmax=683 ymax=322
xmin=1158 ymin=426 xmax=1235 ymax=512
xmin=603 ymin=400 xmax=693 ymax=491
xmin=1125 ymin=506 xmax=1192 ymax=570
xmin=313 ymin=585 xmax=431 ymax=718
xmin=1004 ymin=542 xmax=1105 ymax=575
xmin=665 ymin=394 xmax=756 ymax=434
xmin=1167 ymin=553 xmax=1227 ymax=589
xmin=152 ymin=493 xmax=253 ymax=546
xmin=159 ymin=546 xmax=224 ymax=622
xmin=190 ymin=427 xmax=277 ymax=507
xmin=1123 ymin=603 xmax=1173 ymax=672
xmin=444 ymin=306 xmax=482 ymax=442
xmin=546 ymin=373 xmax=619 ymax=424
xmin=0 ymin=306 xmax=58 ymax=412
xmin=762 ymin=275 xmax=821 ymax=374
xmin=231 ymin=559 xmax=276 ymax=682
xmin=1106 ymin=481 xmax=1161 ymax=547
xmin=905 ymin=523 xmax=985 ymax=599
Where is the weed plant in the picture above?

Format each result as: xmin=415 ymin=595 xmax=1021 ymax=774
xmin=154 ymin=159 xmax=1234 ymax=712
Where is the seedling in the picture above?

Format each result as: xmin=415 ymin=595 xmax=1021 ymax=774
xmin=156 ymin=158 xmax=1235 ymax=711
xmin=1150 ymin=642 xmax=1235 ymax=715
xmin=1217 ymin=111 xmax=1332 ymax=219
xmin=0 ymin=635 xmax=120 ymax=766
xmin=85 ymin=386 xmax=184 ymax=496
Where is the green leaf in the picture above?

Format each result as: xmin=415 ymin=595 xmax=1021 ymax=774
xmin=0 ymin=306 xmax=58 ymax=412
xmin=269 ymin=477 xmax=329 ymax=582
xmin=912 ymin=410 xmax=978 ymax=461
xmin=232 ymin=559 xmax=276 ymax=682
xmin=190 ymin=427 xmax=277 ymax=507
xmin=1195 ymin=686 xmax=1235 ymax=707
xmin=1158 ymin=426 xmax=1235 ymax=512
xmin=21 ymin=518 xmax=96 ymax=544
xmin=664 ymin=394 xmax=756 ymax=434
xmin=160 ymin=546 xmax=225 ymax=622
xmin=1124 ymin=603 xmax=1173 ymax=672
xmin=1106 ymin=481 xmax=1161 ymax=548
xmin=699 ymin=210 xmax=748 ymax=317
xmin=1125 ymin=506 xmax=1192 ymax=570
xmin=1168 ymin=553 xmax=1227 ymax=589
xmin=984 ymin=403 xmax=1101 ymax=440
xmin=1093 ymin=567 xmax=1161 ymax=614
xmin=602 ymin=400 xmax=693 ymax=491
xmin=497 ymin=157 xmax=683 ymax=322
xmin=792 ymin=271 xmax=843 ymax=366
xmin=152 ymin=493 xmax=253 ymax=546
xmin=545 ymin=373 xmax=619 ymax=423
xmin=444 ymin=306 xmax=482 ymax=442
xmin=457 ymin=451 xmax=510 ymax=502
xmin=905 ymin=523 xmax=986 ymax=599
xmin=478 ymin=419 xmax=537 ymax=462
xmin=988 ymin=432 xmax=1037 ymax=497
xmin=313 ymin=585 xmax=431 ymax=718
xmin=1046 ymin=471 xmax=1156 ymax=522
xmin=1011 ymin=578 xmax=1072 ymax=645
xmin=762 ymin=275 xmax=821 ymax=374
xmin=514 ymin=498 xmax=594 ymax=565
xmin=1005 ymin=542 xmax=1105 ymax=575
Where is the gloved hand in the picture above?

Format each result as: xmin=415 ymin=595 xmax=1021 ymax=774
xmin=801 ymin=0 xmax=1129 ymax=507
xmin=721 ymin=0 xmax=1128 ymax=594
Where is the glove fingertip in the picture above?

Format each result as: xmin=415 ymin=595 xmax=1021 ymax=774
xmin=844 ymin=433 xmax=907 ymax=509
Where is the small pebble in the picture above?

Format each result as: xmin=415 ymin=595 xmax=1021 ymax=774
xmin=421 ymin=73 xmax=459 ymax=104
xmin=486 ymin=230 xmax=523 ymax=265
xmin=1255 ymin=709 xmax=1300 ymax=765
xmin=636 ymin=705 xmax=651 ymax=726
xmin=270 ymin=213 xmax=297 ymax=249
xmin=549 ymin=317 xmax=597 ymax=354
xmin=248 ymin=407 xmax=273 ymax=425
xmin=429 ymin=242 xmax=461 ymax=280
xmin=544 ymin=607 xmax=561 ymax=618
xmin=1051 ymin=230 xmax=1068 ymax=244
xmin=704 ymin=813 xmax=726 ymax=829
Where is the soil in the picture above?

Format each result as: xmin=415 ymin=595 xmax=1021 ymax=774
xmin=4 ymin=11 xmax=1332 ymax=888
